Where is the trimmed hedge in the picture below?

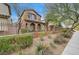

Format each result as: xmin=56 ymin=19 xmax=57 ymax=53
xmin=0 ymin=34 xmax=33 ymax=54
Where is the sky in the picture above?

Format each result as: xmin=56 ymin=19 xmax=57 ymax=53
xmin=10 ymin=3 xmax=47 ymax=23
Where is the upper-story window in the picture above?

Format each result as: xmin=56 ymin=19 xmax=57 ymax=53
xmin=28 ymin=13 xmax=36 ymax=20
xmin=0 ymin=4 xmax=9 ymax=15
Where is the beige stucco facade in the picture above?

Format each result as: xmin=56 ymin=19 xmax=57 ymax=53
xmin=20 ymin=9 xmax=46 ymax=33
xmin=0 ymin=4 xmax=52 ymax=35
xmin=0 ymin=3 xmax=11 ymax=35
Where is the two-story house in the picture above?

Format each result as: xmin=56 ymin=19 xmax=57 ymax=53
xmin=0 ymin=3 xmax=11 ymax=35
xmin=19 ymin=9 xmax=45 ymax=33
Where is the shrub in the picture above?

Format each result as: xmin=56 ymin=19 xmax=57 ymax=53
xmin=40 ymin=32 xmax=46 ymax=37
xmin=0 ymin=36 xmax=15 ymax=54
xmin=60 ymin=30 xmax=72 ymax=38
xmin=62 ymin=32 xmax=73 ymax=38
xmin=48 ymin=35 xmax=52 ymax=39
xmin=15 ymin=35 xmax=33 ymax=49
xmin=21 ymin=28 xmax=27 ymax=33
xmin=0 ymin=34 xmax=33 ymax=54
xmin=36 ymin=43 xmax=50 ymax=55
xmin=40 ymin=37 xmax=44 ymax=41
xmin=54 ymin=35 xmax=68 ymax=44
xmin=61 ymin=28 xmax=73 ymax=38
xmin=36 ymin=43 xmax=53 ymax=55
xmin=50 ymin=42 xmax=57 ymax=48
xmin=61 ymin=28 xmax=68 ymax=33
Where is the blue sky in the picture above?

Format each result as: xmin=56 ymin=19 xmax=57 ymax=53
xmin=10 ymin=3 xmax=47 ymax=23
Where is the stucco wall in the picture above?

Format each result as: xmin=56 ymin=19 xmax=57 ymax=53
xmin=21 ymin=10 xmax=41 ymax=21
xmin=0 ymin=4 xmax=10 ymax=16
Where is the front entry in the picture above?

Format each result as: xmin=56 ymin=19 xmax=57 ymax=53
xmin=30 ymin=23 xmax=35 ymax=32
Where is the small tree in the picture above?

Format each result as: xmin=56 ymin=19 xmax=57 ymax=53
xmin=45 ymin=3 xmax=79 ymax=33
xmin=12 ymin=3 xmax=25 ymax=34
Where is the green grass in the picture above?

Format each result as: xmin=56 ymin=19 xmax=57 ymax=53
xmin=21 ymin=28 xmax=28 ymax=33
xmin=74 ymin=25 xmax=79 ymax=31
xmin=0 ymin=34 xmax=33 ymax=54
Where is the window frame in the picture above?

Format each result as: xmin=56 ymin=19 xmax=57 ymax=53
xmin=28 ymin=13 xmax=36 ymax=20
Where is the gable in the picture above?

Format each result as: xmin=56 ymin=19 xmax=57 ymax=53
xmin=0 ymin=4 xmax=10 ymax=16
xmin=20 ymin=9 xmax=41 ymax=21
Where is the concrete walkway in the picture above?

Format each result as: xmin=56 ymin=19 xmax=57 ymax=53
xmin=62 ymin=31 xmax=79 ymax=55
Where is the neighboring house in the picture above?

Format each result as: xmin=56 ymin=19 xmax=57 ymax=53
xmin=61 ymin=19 xmax=74 ymax=28
xmin=48 ymin=22 xmax=58 ymax=32
xmin=0 ymin=3 xmax=12 ymax=35
xmin=61 ymin=22 xmax=72 ymax=28
xmin=48 ymin=23 xmax=54 ymax=31
xmin=0 ymin=4 xmax=60 ymax=35
xmin=19 ymin=9 xmax=46 ymax=33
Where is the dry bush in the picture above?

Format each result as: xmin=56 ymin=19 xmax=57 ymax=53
xmin=50 ymin=42 xmax=57 ymax=48
xmin=54 ymin=35 xmax=68 ymax=45
xmin=36 ymin=42 xmax=53 ymax=55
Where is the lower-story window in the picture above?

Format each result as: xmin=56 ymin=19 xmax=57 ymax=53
xmin=0 ymin=20 xmax=8 ymax=31
xmin=0 ymin=22 xmax=2 ymax=31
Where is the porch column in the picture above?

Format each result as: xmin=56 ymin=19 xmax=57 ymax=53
xmin=34 ymin=23 xmax=40 ymax=38
xmin=35 ymin=23 xmax=38 ymax=32
xmin=27 ymin=22 xmax=31 ymax=32
xmin=41 ymin=24 xmax=45 ymax=31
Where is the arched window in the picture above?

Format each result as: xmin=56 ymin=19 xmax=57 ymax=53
xmin=28 ymin=13 xmax=36 ymax=20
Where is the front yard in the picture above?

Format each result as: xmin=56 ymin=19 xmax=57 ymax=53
xmin=0 ymin=31 xmax=72 ymax=55
xmin=12 ymin=31 xmax=71 ymax=55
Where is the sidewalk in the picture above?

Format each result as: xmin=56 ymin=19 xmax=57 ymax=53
xmin=62 ymin=31 xmax=79 ymax=55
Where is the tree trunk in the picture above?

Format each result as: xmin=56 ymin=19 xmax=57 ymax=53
xmin=64 ymin=21 xmax=79 ymax=35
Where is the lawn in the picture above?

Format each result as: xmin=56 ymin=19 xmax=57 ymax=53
xmin=0 ymin=33 xmax=33 ymax=54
